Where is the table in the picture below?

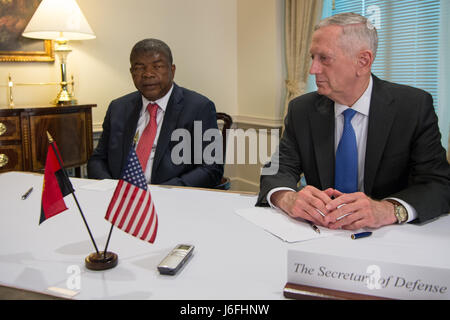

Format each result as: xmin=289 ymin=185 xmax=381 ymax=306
xmin=0 ymin=172 xmax=286 ymax=300
xmin=0 ymin=105 xmax=95 ymax=176
xmin=0 ymin=171 xmax=449 ymax=300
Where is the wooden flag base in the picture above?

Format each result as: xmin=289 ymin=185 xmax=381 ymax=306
xmin=85 ymin=251 xmax=118 ymax=271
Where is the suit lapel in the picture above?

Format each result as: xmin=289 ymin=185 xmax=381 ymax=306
xmin=310 ymin=96 xmax=335 ymax=189
xmin=151 ymin=84 xmax=184 ymax=181
xmin=364 ymin=76 xmax=395 ymax=194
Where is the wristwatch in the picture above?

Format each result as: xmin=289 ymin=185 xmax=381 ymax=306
xmin=386 ymin=199 xmax=408 ymax=224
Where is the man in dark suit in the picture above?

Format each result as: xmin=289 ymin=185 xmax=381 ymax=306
xmin=88 ymin=39 xmax=223 ymax=187
xmin=257 ymin=13 xmax=450 ymax=230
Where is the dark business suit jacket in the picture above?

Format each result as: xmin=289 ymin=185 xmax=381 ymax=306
xmin=87 ymin=83 xmax=223 ymax=188
xmin=257 ymin=75 xmax=450 ymax=223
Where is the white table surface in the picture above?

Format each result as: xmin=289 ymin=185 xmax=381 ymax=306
xmin=1 ymin=171 xmax=449 ymax=300
xmin=0 ymin=172 xmax=286 ymax=300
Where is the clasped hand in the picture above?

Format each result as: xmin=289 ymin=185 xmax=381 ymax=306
xmin=271 ymin=186 xmax=397 ymax=230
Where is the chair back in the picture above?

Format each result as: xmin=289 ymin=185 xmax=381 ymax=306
xmin=215 ymin=112 xmax=233 ymax=190
xmin=216 ymin=112 xmax=233 ymax=161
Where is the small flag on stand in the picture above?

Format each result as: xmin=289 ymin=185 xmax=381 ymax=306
xmin=104 ymin=147 xmax=158 ymax=243
xmin=40 ymin=136 xmax=74 ymax=224
xmin=40 ymin=132 xmax=103 ymax=269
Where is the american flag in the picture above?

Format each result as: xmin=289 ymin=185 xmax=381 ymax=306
xmin=104 ymin=148 xmax=158 ymax=243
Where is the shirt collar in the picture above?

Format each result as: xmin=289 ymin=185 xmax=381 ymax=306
xmin=140 ymin=83 xmax=174 ymax=114
xmin=335 ymin=76 xmax=373 ymax=117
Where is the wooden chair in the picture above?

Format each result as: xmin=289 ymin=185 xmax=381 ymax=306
xmin=214 ymin=112 xmax=233 ymax=190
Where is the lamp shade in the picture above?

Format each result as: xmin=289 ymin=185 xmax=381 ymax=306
xmin=22 ymin=0 xmax=95 ymax=41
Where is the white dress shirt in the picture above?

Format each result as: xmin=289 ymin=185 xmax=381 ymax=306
xmin=267 ymin=76 xmax=417 ymax=222
xmin=135 ymin=84 xmax=174 ymax=183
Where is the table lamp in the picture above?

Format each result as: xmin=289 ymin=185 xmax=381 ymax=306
xmin=22 ymin=0 xmax=95 ymax=105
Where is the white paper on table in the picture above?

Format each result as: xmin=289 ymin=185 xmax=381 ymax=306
xmin=235 ymin=206 xmax=346 ymax=243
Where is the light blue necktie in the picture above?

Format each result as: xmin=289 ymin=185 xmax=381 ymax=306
xmin=335 ymin=108 xmax=358 ymax=193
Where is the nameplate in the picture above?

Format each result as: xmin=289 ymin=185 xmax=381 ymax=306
xmin=287 ymin=250 xmax=450 ymax=300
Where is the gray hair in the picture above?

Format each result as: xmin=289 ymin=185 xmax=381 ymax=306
xmin=315 ymin=12 xmax=378 ymax=58
xmin=130 ymin=38 xmax=173 ymax=64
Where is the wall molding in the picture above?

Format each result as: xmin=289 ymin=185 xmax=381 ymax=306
xmin=229 ymin=176 xmax=260 ymax=193
xmin=93 ymin=114 xmax=283 ymax=133
xmin=93 ymin=122 xmax=103 ymax=133
xmin=231 ymin=114 xmax=283 ymax=128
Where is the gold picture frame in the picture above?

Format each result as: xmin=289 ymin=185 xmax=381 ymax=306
xmin=0 ymin=40 xmax=54 ymax=62
xmin=0 ymin=0 xmax=55 ymax=62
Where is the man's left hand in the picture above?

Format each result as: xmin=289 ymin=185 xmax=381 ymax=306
xmin=324 ymin=190 xmax=397 ymax=230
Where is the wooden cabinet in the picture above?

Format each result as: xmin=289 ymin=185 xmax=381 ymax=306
xmin=0 ymin=104 xmax=95 ymax=175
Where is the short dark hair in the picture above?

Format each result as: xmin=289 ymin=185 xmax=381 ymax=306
xmin=130 ymin=38 xmax=173 ymax=64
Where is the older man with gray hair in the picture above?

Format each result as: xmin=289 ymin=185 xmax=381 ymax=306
xmin=257 ymin=12 xmax=450 ymax=230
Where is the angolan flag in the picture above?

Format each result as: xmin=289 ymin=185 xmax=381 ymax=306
xmin=40 ymin=141 xmax=74 ymax=224
xmin=104 ymin=147 xmax=158 ymax=243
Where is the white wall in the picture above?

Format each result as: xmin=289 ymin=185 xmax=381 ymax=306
xmin=237 ymin=0 xmax=285 ymax=124
xmin=0 ymin=0 xmax=286 ymax=190
xmin=0 ymin=0 xmax=240 ymax=129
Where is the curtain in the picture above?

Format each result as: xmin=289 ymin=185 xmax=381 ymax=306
xmin=283 ymin=0 xmax=323 ymax=121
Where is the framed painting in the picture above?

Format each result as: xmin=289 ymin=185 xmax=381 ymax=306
xmin=0 ymin=0 xmax=54 ymax=62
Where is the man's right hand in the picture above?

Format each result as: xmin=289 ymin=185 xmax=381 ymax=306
xmin=270 ymin=186 xmax=336 ymax=226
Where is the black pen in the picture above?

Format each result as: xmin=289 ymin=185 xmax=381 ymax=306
xmin=307 ymin=220 xmax=321 ymax=234
xmin=21 ymin=187 xmax=33 ymax=200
